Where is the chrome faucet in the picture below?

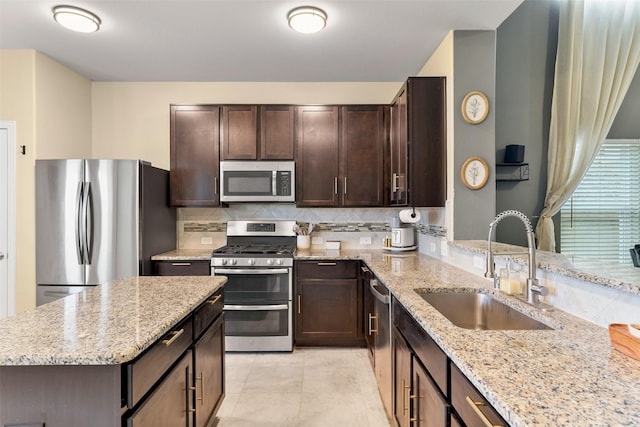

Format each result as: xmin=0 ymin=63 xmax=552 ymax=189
xmin=484 ymin=210 xmax=548 ymax=305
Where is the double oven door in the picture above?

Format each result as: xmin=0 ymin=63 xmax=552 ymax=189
xmin=213 ymin=265 xmax=293 ymax=352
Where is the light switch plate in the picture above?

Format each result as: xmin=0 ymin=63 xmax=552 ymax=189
xmin=311 ymin=236 xmax=324 ymax=245
xmin=430 ymin=242 xmax=436 ymax=253
xmin=440 ymin=241 xmax=449 ymax=257
xmin=473 ymin=255 xmax=484 ymax=269
xmin=201 ymin=237 xmax=213 ymax=245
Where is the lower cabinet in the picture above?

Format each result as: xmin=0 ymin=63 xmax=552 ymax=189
xmin=295 ymin=260 xmax=364 ymax=346
xmin=392 ymin=297 xmax=508 ymax=427
xmin=126 ymin=350 xmax=194 ymax=427
xmin=193 ymin=314 xmax=225 ymax=427
xmin=153 ymin=260 xmax=211 ymax=276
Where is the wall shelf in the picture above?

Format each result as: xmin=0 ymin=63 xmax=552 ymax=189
xmin=496 ymin=163 xmax=529 ymax=182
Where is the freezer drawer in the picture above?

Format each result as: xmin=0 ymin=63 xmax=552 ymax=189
xmin=36 ymin=284 xmax=96 ymax=306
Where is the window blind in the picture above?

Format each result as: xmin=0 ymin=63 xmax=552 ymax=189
xmin=560 ymin=139 xmax=640 ymax=264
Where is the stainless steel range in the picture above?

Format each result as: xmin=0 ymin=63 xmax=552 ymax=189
xmin=211 ymin=220 xmax=296 ymax=352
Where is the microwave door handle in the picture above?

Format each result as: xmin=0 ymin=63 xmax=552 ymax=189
xmin=272 ymin=170 xmax=277 ymax=196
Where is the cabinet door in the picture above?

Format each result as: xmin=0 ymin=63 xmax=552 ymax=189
xmin=170 ymin=105 xmax=220 ymax=206
xmin=221 ymin=105 xmax=258 ymax=160
xmin=194 ymin=315 xmax=225 ymax=427
xmin=340 ymin=106 xmax=386 ymax=207
xmin=390 ymin=87 xmax=408 ymax=206
xmin=295 ymin=106 xmax=340 ymax=206
xmin=451 ymin=363 xmax=507 ymax=427
xmin=154 ymin=260 xmax=211 ymax=276
xmin=127 ymin=350 xmax=193 ymax=427
xmin=393 ymin=327 xmax=412 ymax=427
xmin=295 ymin=277 xmax=361 ymax=346
xmin=260 ymin=105 xmax=295 ymax=160
xmin=407 ymin=77 xmax=446 ymax=207
xmin=412 ymin=358 xmax=449 ymax=427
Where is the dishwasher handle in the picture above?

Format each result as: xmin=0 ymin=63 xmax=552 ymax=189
xmin=370 ymin=279 xmax=390 ymax=304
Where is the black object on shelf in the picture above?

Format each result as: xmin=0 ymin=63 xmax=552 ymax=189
xmin=496 ymin=163 xmax=529 ymax=182
xmin=630 ymin=245 xmax=640 ymax=267
xmin=504 ymin=144 xmax=525 ymax=163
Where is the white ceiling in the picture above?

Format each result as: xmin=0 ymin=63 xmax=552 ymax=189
xmin=0 ymin=0 xmax=524 ymax=82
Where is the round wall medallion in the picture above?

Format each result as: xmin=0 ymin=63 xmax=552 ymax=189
xmin=461 ymin=156 xmax=489 ymax=190
xmin=461 ymin=91 xmax=489 ymax=124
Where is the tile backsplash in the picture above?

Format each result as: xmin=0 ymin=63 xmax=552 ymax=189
xmin=177 ymin=205 xmax=447 ymax=250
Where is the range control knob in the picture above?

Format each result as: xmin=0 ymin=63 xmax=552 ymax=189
xmin=248 ymin=258 xmax=255 ymax=266
xmin=276 ymin=259 xmax=284 ymax=265
xmin=230 ymin=259 xmax=237 ymax=266
xmin=266 ymin=259 xmax=274 ymax=265
xmin=220 ymin=259 xmax=228 ymax=266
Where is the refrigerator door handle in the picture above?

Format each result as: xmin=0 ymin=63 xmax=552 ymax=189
xmin=75 ymin=181 xmax=85 ymax=264
xmin=83 ymin=182 xmax=94 ymax=264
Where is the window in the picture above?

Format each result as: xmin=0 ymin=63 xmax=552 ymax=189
xmin=560 ymin=139 xmax=640 ymax=263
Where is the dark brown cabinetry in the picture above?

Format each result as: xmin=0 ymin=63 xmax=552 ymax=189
xmin=295 ymin=105 xmax=387 ymax=207
xmin=295 ymin=260 xmax=364 ymax=346
xmin=451 ymin=362 xmax=507 ymax=427
xmin=221 ymin=105 xmax=258 ymax=160
xmin=170 ymin=105 xmax=221 ymax=207
xmin=295 ymin=106 xmax=340 ymax=206
xmin=154 ymin=260 xmax=211 ymax=276
xmin=389 ymin=77 xmax=446 ymax=207
xmin=220 ymin=105 xmax=294 ymax=160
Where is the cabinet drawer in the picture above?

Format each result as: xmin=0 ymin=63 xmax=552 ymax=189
xmin=393 ymin=298 xmax=448 ymax=396
xmin=296 ymin=260 xmax=359 ymax=279
xmin=194 ymin=288 xmax=224 ymax=339
xmin=124 ymin=315 xmax=193 ymax=408
xmin=154 ymin=260 xmax=211 ymax=276
xmin=451 ymin=362 xmax=508 ymax=427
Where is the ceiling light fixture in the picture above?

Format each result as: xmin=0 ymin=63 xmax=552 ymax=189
xmin=287 ymin=6 xmax=327 ymax=34
xmin=52 ymin=5 xmax=101 ymax=33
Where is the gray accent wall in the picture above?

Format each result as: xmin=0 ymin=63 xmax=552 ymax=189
xmin=495 ymin=0 xmax=559 ymax=246
xmin=453 ymin=30 xmax=497 ymax=240
xmin=608 ymin=71 xmax=640 ymax=139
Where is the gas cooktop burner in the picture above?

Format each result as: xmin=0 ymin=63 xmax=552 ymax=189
xmin=212 ymin=244 xmax=296 ymax=256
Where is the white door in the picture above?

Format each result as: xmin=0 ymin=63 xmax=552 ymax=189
xmin=0 ymin=121 xmax=16 ymax=318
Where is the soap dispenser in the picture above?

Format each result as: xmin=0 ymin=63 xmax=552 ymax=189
xmin=499 ymin=261 xmax=522 ymax=295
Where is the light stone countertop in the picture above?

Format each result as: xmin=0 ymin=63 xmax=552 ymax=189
xmin=151 ymin=248 xmax=214 ymax=261
xmin=297 ymin=249 xmax=640 ymax=427
xmin=0 ymin=276 xmax=226 ymax=366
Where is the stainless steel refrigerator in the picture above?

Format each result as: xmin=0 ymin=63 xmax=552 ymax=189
xmin=35 ymin=159 xmax=176 ymax=305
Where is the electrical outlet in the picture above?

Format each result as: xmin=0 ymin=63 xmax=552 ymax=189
xmin=360 ymin=236 xmax=372 ymax=245
xmin=201 ymin=237 xmax=213 ymax=245
xmin=430 ymin=242 xmax=436 ymax=253
xmin=311 ymin=236 xmax=324 ymax=245
xmin=440 ymin=241 xmax=449 ymax=257
xmin=473 ymin=255 xmax=484 ymax=269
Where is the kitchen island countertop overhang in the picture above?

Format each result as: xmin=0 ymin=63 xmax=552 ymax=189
xmin=0 ymin=275 xmax=227 ymax=366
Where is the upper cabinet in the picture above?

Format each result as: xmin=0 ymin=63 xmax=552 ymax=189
xmin=390 ymin=77 xmax=446 ymax=207
xmin=296 ymin=105 xmax=387 ymax=207
xmin=170 ymin=105 xmax=221 ymax=207
xmin=221 ymin=105 xmax=294 ymax=161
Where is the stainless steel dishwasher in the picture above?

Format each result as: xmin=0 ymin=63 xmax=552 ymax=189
xmin=366 ymin=271 xmax=392 ymax=419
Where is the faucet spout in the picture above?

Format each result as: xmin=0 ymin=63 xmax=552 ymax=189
xmin=484 ymin=210 xmax=547 ymax=305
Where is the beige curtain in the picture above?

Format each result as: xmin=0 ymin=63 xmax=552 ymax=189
xmin=536 ymin=0 xmax=640 ymax=252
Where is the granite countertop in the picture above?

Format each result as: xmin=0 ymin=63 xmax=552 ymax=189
xmin=296 ymin=249 xmax=640 ymax=427
xmin=152 ymin=249 xmax=214 ymax=261
xmin=0 ymin=276 xmax=226 ymax=366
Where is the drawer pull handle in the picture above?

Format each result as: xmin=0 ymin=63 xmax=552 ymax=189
xmin=161 ymin=328 xmax=184 ymax=346
xmin=317 ymin=262 xmax=337 ymax=266
xmin=360 ymin=266 xmax=370 ymax=274
xmin=298 ymin=294 xmax=301 ymax=315
xmin=171 ymin=262 xmax=192 ymax=266
xmin=368 ymin=313 xmax=378 ymax=335
xmin=206 ymin=294 xmax=222 ymax=305
xmin=466 ymin=396 xmax=503 ymax=427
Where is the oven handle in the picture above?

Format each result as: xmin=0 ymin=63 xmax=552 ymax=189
xmin=214 ymin=268 xmax=289 ymax=275
xmin=224 ymin=304 xmax=289 ymax=311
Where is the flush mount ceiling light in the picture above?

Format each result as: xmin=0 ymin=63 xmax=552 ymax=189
xmin=52 ymin=5 xmax=101 ymax=33
xmin=287 ymin=6 xmax=327 ymax=34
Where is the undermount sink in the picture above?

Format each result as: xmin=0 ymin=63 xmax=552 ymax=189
xmin=417 ymin=291 xmax=552 ymax=331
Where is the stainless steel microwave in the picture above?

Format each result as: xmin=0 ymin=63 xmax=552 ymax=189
xmin=220 ymin=161 xmax=295 ymax=203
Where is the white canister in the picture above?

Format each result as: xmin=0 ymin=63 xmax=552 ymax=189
xmin=297 ymin=235 xmax=311 ymax=249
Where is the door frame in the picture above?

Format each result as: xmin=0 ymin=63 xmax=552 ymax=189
xmin=0 ymin=121 xmax=16 ymax=317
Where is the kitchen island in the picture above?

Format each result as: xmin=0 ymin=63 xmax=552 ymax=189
xmin=0 ymin=275 xmax=226 ymax=427
xmin=296 ymin=248 xmax=640 ymax=427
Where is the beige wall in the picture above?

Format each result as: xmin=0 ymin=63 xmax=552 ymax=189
xmin=0 ymin=49 xmax=91 ymax=313
xmin=417 ymin=31 xmax=455 ymax=240
xmin=91 ymin=82 xmax=402 ymax=169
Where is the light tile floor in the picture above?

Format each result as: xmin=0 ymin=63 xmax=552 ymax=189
xmin=214 ymin=347 xmax=392 ymax=427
